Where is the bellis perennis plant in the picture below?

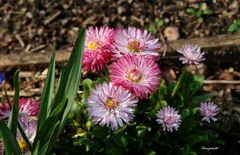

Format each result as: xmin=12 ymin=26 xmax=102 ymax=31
xmin=0 ymin=26 xmax=223 ymax=155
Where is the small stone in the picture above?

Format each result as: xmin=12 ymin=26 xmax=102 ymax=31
xmin=37 ymin=28 xmax=44 ymax=36
xmin=163 ymin=26 xmax=180 ymax=41
xmin=26 ymin=12 xmax=33 ymax=19
xmin=39 ymin=10 xmax=46 ymax=17
xmin=117 ymin=6 xmax=125 ymax=14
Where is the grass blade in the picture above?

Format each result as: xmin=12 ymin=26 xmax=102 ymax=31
xmin=33 ymin=98 xmax=67 ymax=148
xmin=53 ymin=27 xmax=86 ymax=128
xmin=7 ymin=70 xmax=20 ymax=136
xmin=37 ymin=45 xmax=56 ymax=131
xmin=0 ymin=120 xmax=22 ymax=155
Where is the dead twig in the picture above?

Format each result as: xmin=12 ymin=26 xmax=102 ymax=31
xmin=203 ymin=80 xmax=240 ymax=85
xmin=43 ymin=11 xmax=61 ymax=25
xmin=27 ymin=45 xmax=45 ymax=53
xmin=15 ymin=34 xmax=25 ymax=48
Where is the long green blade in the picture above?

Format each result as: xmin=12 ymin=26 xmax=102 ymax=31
xmin=33 ymin=98 xmax=67 ymax=147
xmin=0 ymin=120 xmax=22 ymax=155
xmin=53 ymin=27 xmax=86 ymax=128
xmin=37 ymin=46 xmax=56 ymax=131
xmin=42 ymin=121 xmax=60 ymax=155
xmin=4 ymin=85 xmax=32 ymax=152
xmin=7 ymin=70 xmax=20 ymax=136
xmin=32 ymin=141 xmax=40 ymax=155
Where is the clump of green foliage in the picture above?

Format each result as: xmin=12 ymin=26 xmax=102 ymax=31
xmin=228 ymin=19 xmax=240 ymax=34
xmin=186 ymin=3 xmax=213 ymax=23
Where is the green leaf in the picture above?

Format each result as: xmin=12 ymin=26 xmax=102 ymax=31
xmin=33 ymin=27 xmax=86 ymax=154
xmin=237 ymin=29 xmax=240 ymax=34
xmin=32 ymin=141 xmax=40 ymax=155
xmin=171 ymin=71 xmax=186 ymax=97
xmin=186 ymin=135 xmax=204 ymax=146
xmin=7 ymin=70 xmax=20 ymax=136
xmin=197 ymin=17 xmax=203 ymax=23
xmin=81 ymin=78 xmax=94 ymax=104
xmin=37 ymin=45 xmax=56 ymax=132
xmin=136 ymin=125 xmax=147 ymax=138
xmin=113 ymin=125 xmax=127 ymax=134
xmin=105 ymin=135 xmax=124 ymax=155
xmin=228 ymin=23 xmax=238 ymax=32
xmin=41 ymin=121 xmax=61 ymax=155
xmin=148 ymin=25 xmax=157 ymax=33
xmin=112 ymin=133 xmax=128 ymax=149
xmin=93 ymin=126 xmax=109 ymax=139
xmin=0 ymin=120 xmax=22 ymax=155
xmin=4 ymin=85 xmax=32 ymax=152
xmin=49 ymin=98 xmax=68 ymax=117
xmin=198 ymin=3 xmax=203 ymax=10
xmin=95 ymin=77 xmax=108 ymax=84
xmin=190 ymin=75 xmax=204 ymax=95
xmin=144 ymin=149 xmax=157 ymax=155
xmin=181 ymin=108 xmax=190 ymax=120
xmin=33 ymin=98 xmax=68 ymax=148
xmin=179 ymin=144 xmax=197 ymax=155
xmin=203 ymin=9 xmax=213 ymax=15
xmin=52 ymin=27 xmax=86 ymax=129
xmin=236 ymin=19 xmax=240 ymax=25
xmin=178 ymin=112 xmax=194 ymax=137
xmin=190 ymin=93 xmax=213 ymax=107
xmin=186 ymin=8 xmax=195 ymax=14
xmin=155 ymin=18 xmax=164 ymax=28
xmin=196 ymin=10 xmax=203 ymax=17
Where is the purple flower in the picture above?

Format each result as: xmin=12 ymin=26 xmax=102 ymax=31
xmin=87 ymin=82 xmax=138 ymax=130
xmin=156 ymin=106 xmax=181 ymax=132
xmin=177 ymin=44 xmax=205 ymax=65
xmin=0 ymin=72 xmax=6 ymax=85
xmin=199 ymin=102 xmax=219 ymax=123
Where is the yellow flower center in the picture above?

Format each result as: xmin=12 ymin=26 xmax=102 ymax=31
xmin=127 ymin=40 xmax=140 ymax=52
xmin=18 ymin=138 xmax=29 ymax=153
xmin=127 ymin=68 xmax=143 ymax=83
xmin=105 ymin=98 xmax=118 ymax=110
xmin=88 ymin=40 xmax=101 ymax=51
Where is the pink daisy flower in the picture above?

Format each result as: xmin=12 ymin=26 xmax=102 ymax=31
xmin=156 ymin=106 xmax=181 ymax=132
xmin=110 ymin=55 xmax=161 ymax=99
xmin=177 ymin=44 xmax=205 ymax=65
xmin=112 ymin=27 xmax=162 ymax=59
xmin=199 ymin=102 xmax=219 ymax=123
xmin=82 ymin=26 xmax=115 ymax=72
xmin=0 ymin=98 xmax=39 ymax=154
xmin=87 ymin=82 xmax=138 ymax=130
xmin=0 ymin=98 xmax=39 ymax=121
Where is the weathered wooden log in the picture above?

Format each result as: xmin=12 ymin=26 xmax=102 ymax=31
xmin=0 ymin=34 xmax=240 ymax=69
xmin=166 ymin=34 xmax=240 ymax=53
